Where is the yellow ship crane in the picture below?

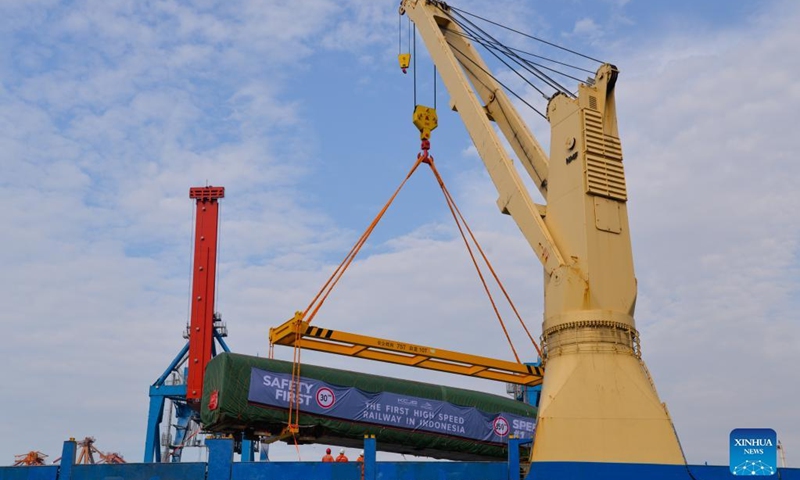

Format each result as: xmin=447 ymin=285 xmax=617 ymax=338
xmin=397 ymin=0 xmax=686 ymax=466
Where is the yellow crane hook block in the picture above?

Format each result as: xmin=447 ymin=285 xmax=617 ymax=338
xmin=398 ymin=53 xmax=411 ymax=73
xmin=412 ymin=105 xmax=437 ymax=141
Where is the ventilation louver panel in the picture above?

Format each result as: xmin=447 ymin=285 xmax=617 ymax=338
xmin=583 ymin=109 xmax=627 ymax=201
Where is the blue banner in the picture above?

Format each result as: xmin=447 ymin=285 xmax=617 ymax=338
xmin=247 ymin=367 xmax=536 ymax=444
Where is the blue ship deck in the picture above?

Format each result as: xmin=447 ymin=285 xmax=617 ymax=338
xmin=2 ymin=438 xmax=798 ymax=480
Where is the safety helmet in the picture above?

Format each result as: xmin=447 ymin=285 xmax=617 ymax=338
xmin=326 ymin=448 xmax=331 ymax=454
xmin=340 ymin=448 xmax=345 ymax=454
xmin=360 ymin=450 xmax=364 ymax=456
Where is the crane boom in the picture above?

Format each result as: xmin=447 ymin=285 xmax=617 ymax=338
xmin=402 ymin=1 xmax=564 ymax=275
xmin=401 ymin=0 xmax=686 ymax=466
xmin=442 ymin=22 xmax=551 ymax=194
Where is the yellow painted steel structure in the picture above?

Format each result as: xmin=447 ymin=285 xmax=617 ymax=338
xmin=270 ymin=314 xmax=543 ymax=386
xmin=400 ymin=0 xmax=685 ymax=465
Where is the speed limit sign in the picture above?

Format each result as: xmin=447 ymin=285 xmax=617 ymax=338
xmin=493 ymin=416 xmax=509 ymax=437
xmin=316 ymin=387 xmax=335 ymax=409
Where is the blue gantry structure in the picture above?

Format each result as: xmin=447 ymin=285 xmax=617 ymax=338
xmin=144 ymin=320 xmax=232 ymax=463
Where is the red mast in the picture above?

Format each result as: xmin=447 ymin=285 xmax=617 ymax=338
xmin=186 ymin=186 xmax=225 ymax=403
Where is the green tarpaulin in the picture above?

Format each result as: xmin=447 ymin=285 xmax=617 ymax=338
xmin=201 ymin=353 xmax=536 ymax=460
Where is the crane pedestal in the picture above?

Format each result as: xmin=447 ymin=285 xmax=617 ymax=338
xmin=532 ymin=313 xmax=684 ymax=464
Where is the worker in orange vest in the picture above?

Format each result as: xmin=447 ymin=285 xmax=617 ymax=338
xmin=335 ymin=448 xmax=349 ymax=462
xmin=321 ymin=448 xmax=334 ymax=462
xmin=357 ymin=450 xmax=365 ymax=480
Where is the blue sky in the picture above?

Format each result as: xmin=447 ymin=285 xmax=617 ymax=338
xmin=1 ymin=0 xmax=799 ymax=468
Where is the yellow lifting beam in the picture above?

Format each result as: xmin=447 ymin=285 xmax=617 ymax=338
xmin=270 ymin=313 xmax=543 ymax=387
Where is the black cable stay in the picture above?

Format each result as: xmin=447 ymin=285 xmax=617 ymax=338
xmin=429 ymin=2 xmax=607 ymax=120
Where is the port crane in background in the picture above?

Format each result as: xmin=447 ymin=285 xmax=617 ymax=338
xmin=12 ymin=452 xmax=47 ymax=467
xmin=144 ymin=186 xmax=249 ymax=463
xmin=397 ymin=0 xmax=685 ymax=466
xmin=71 ymin=437 xmax=126 ymax=465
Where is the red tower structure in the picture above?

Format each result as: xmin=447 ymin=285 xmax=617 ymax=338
xmin=144 ymin=185 xmax=231 ymax=463
xmin=186 ymin=186 xmax=225 ymax=402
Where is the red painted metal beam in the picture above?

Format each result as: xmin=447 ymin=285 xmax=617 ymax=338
xmin=187 ymin=186 xmax=225 ymax=402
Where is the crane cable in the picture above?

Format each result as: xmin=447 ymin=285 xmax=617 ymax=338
xmin=448 ymin=5 xmax=605 ymax=65
xmin=284 ymin=150 xmax=543 ymax=434
xmin=410 ymin=24 xmax=437 ymax=111
xmin=448 ymin=11 xmax=570 ymax=100
xmin=442 ymin=27 xmax=593 ymax=82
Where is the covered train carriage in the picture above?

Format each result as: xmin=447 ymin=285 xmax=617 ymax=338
xmin=201 ymin=353 xmax=537 ymax=460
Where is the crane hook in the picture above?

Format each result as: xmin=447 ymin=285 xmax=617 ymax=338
xmin=398 ymin=53 xmax=411 ymax=74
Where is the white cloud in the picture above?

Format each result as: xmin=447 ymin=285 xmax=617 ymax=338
xmin=570 ymin=17 xmax=601 ymax=40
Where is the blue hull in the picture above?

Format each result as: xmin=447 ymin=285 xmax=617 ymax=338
xmin=2 ymin=438 xmax=797 ymax=480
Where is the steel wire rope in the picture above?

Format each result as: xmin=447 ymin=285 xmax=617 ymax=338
xmin=413 ymin=24 xmax=417 ymax=106
xmin=442 ymin=27 xmax=592 ymax=84
xmin=408 ymin=12 xmax=412 ymax=57
xmin=440 ymin=33 xmax=547 ymax=193
xmin=424 ymin=159 xmax=542 ymax=359
xmin=449 ymin=11 xmax=568 ymax=90
xmin=398 ymin=11 xmax=402 ymax=55
xmin=441 ymin=26 xmax=595 ymax=74
xmin=487 ymin=40 xmax=596 ymax=75
xmin=448 ymin=5 xmax=605 ymax=64
xmin=449 ymin=45 xmax=550 ymax=192
xmin=446 ymin=40 xmax=547 ymax=119
xmin=446 ymin=20 xmax=551 ymax=100
xmin=434 ymin=65 xmax=437 ymax=109
xmin=441 ymin=23 xmax=595 ymax=74
xmin=449 ymin=10 xmax=573 ymax=98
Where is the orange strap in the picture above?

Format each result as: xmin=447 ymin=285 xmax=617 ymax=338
xmin=299 ymin=150 xmax=541 ymax=358
xmin=288 ymin=154 xmax=426 ymax=434
xmin=424 ymin=157 xmax=542 ymax=359
xmin=286 ymin=151 xmax=543 ymax=432
xmin=287 ymin=324 xmax=303 ymax=433
xmin=302 ymin=154 xmax=426 ymax=325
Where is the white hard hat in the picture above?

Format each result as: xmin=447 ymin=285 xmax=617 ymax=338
xmin=360 ymin=450 xmax=364 ymax=455
xmin=340 ymin=448 xmax=345 ymax=454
